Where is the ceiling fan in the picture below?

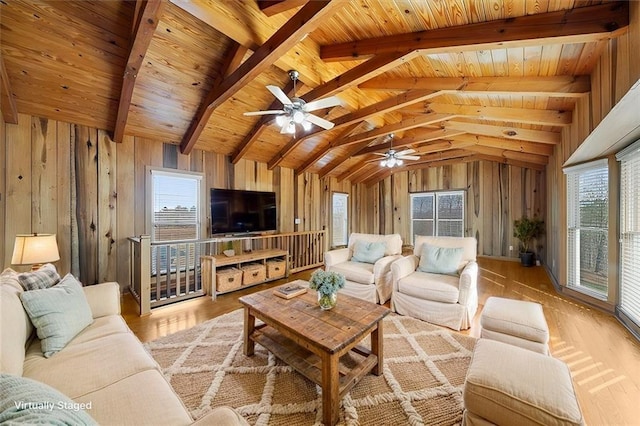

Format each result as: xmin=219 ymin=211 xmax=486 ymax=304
xmin=372 ymin=134 xmax=420 ymax=168
xmin=243 ymin=70 xmax=341 ymax=136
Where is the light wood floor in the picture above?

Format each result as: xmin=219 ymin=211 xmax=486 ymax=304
xmin=122 ymin=258 xmax=640 ymax=425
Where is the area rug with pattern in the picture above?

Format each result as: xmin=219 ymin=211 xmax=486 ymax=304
xmin=145 ymin=309 xmax=476 ymax=426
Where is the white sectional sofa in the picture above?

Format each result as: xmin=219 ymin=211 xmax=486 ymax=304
xmin=0 ymin=266 xmax=247 ymax=426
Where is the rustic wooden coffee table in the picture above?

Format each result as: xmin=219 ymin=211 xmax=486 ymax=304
xmin=239 ymin=280 xmax=390 ymax=426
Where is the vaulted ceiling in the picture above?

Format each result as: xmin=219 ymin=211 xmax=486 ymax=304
xmin=0 ymin=0 xmax=630 ymax=184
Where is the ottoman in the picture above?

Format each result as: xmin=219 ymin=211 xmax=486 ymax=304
xmin=480 ymin=296 xmax=549 ymax=354
xmin=463 ymin=339 xmax=584 ymax=426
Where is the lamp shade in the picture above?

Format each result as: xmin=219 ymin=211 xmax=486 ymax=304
xmin=11 ymin=234 xmax=60 ymax=266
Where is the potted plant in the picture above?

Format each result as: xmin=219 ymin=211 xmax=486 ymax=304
xmin=308 ymin=269 xmax=346 ymax=310
xmin=513 ymin=216 xmax=544 ymax=267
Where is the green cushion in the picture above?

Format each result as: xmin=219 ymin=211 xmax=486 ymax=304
xmin=0 ymin=373 xmax=97 ymax=425
xmin=19 ymin=274 xmax=93 ymax=358
xmin=351 ymin=240 xmax=386 ymax=264
xmin=418 ymin=244 xmax=464 ymax=275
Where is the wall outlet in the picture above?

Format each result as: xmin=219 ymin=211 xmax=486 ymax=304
xmin=509 ymin=245 xmax=513 ymax=251
xmin=294 ymin=218 xmax=301 ymax=225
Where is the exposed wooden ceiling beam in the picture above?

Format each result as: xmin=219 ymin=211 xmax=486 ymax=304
xmin=268 ymin=89 xmax=443 ymax=169
xmin=318 ymin=139 xmax=375 ymax=178
xmin=181 ymin=41 xmax=248 ymax=155
xmin=179 ymin=0 xmax=347 ymax=154
xmin=444 ymin=121 xmax=561 ymax=145
xmin=113 ymin=0 xmax=165 ymax=143
xmin=450 ymin=134 xmax=554 ymax=156
xmin=320 ymin=2 xmax=629 ymax=61
xmin=337 ymin=161 xmax=375 ymax=182
xmin=170 ymin=0 xmax=338 ymax=87
xmin=359 ymin=75 xmax=591 ymax=97
xmin=258 ymin=0 xmax=308 ymax=17
xmin=464 ymin=145 xmax=549 ymax=165
xmin=295 ymin=122 xmax=362 ymax=175
xmin=426 ymin=103 xmax=572 ymax=127
xmin=0 ymin=54 xmax=18 ymax=124
xmin=355 ymin=128 xmax=465 ymax=156
xmin=336 ymin=113 xmax=454 ymax=148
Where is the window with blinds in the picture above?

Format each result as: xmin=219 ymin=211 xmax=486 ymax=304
xmin=617 ymin=140 xmax=640 ymax=331
xmin=331 ymin=192 xmax=348 ymax=247
xmin=564 ymin=160 xmax=608 ymax=300
xmin=410 ymin=191 xmax=464 ymax=244
xmin=150 ymin=170 xmax=202 ymax=243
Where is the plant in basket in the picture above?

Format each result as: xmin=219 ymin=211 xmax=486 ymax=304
xmin=308 ymin=269 xmax=345 ymax=310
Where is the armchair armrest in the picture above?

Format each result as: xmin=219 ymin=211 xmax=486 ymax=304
xmin=373 ymin=254 xmax=402 ymax=279
xmin=324 ymin=248 xmax=350 ymax=268
xmin=373 ymin=254 xmax=403 ymax=304
xmin=391 ymin=255 xmax=418 ymax=290
xmin=83 ymin=282 xmax=121 ymax=318
xmin=457 ymin=261 xmax=478 ymax=305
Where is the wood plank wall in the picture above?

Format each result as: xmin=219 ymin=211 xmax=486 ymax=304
xmin=0 ymin=116 xmax=305 ymax=291
xmin=546 ymin=2 xmax=640 ymax=304
xmin=0 ymin=111 xmax=548 ymax=290
xmin=349 ymin=163 xmax=545 ymax=259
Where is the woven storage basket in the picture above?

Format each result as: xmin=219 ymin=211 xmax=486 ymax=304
xmin=216 ymin=267 xmax=242 ymax=292
xmin=267 ymin=259 xmax=286 ymax=279
xmin=241 ymin=263 xmax=266 ymax=286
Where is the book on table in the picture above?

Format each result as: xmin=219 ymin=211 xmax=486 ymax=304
xmin=273 ymin=283 xmax=307 ymax=299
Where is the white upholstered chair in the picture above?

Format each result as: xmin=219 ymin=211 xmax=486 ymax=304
xmin=324 ymin=233 xmax=403 ymax=304
xmin=391 ymin=236 xmax=478 ymax=330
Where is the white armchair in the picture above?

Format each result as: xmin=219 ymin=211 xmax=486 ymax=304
xmin=391 ymin=236 xmax=478 ymax=330
xmin=324 ymin=233 xmax=403 ymax=304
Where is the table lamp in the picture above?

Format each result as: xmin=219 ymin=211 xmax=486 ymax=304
xmin=11 ymin=233 xmax=60 ymax=270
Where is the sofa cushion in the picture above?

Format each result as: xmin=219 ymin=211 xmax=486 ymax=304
xmin=352 ymin=240 xmax=386 ymax=264
xmin=0 ymin=276 xmax=34 ymax=375
xmin=414 ymin=236 xmax=476 ymax=270
xmin=74 ymin=369 xmax=193 ymax=426
xmin=397 ymin=271 xmax=460 ymax=303
xmin=0 ymin=373 xmax=97 ymax=425
xmin=20 ymin=274 xmax=94 ymax=358
xmin=328 ymin=261 xmax=375 ymax=285
xmin=69 ymin=315 xmax=131 ymax=346
xmin=17 ymin=263 xmax=60 ymax=290
xmin=417 ymin=244 xmax=464 ymax=275
xmin=23 ymin=332 xmax=160 ymax=399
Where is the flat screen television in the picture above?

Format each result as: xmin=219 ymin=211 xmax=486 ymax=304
xmin=210 ymin=189 xmax=277 ymax=235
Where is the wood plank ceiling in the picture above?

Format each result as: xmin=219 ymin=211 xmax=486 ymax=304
xmin=0 ymin=0 xmax=630 ymax=184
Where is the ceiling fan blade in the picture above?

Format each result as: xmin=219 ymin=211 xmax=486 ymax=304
xmin=372 ymin=152 xmax=389 ymax=156
xmin=303 ymin=96 xmax=342 ymax=112
xmin=266 ymin=85 xmax=293 ymax=105
xmin=304 ymin=113 xmax=335 ymax=130
xmin=398 ymin=155 xmax=420 ymax=160
xmin=243 ymin=110 xmax=285 ymax=116
xmin=396 ymin=148 xmax=416 ymax=156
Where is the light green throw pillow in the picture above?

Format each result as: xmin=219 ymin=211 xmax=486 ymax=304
xmin=351 ymin=240 xmax=386 ymax=264
xmin=0 ymin=373 xmax=97 ymax=425
xmin=418 ymin=244 xmax=464 ymax=276
xmin=20 ymin=274 xmax=93 ymax=358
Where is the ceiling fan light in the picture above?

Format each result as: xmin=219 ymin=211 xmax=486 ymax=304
xmin=275 ymin=115 xmax=286 ymax=126
xmin=302 ymin=120 xmax=312 ymax=131
xmin=380 ymin=160 xmax=387 ymax=167
xmin=286 ymin=121 xmax=296 ymax=134
xmin=292 ymin=110 xmax=305 ymax=123
xmin=397 ymin=159 xmax=403 ymax=166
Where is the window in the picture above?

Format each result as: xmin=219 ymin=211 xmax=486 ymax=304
xmin=617 ymin=140 xmax=640 ymax=331
xmin=148 ymin=169 xmax=203 ymax=276
xmin=410 ymin=191 xmax=464 ymax=243
xmin=564 ymin=160 xmax=608 ymax=300
xmin=331 ymin=192 xmax=348 ymax=247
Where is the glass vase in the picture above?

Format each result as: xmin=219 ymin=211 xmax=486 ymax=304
xmin=317 ymin=291 xmax=337 ymax=310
